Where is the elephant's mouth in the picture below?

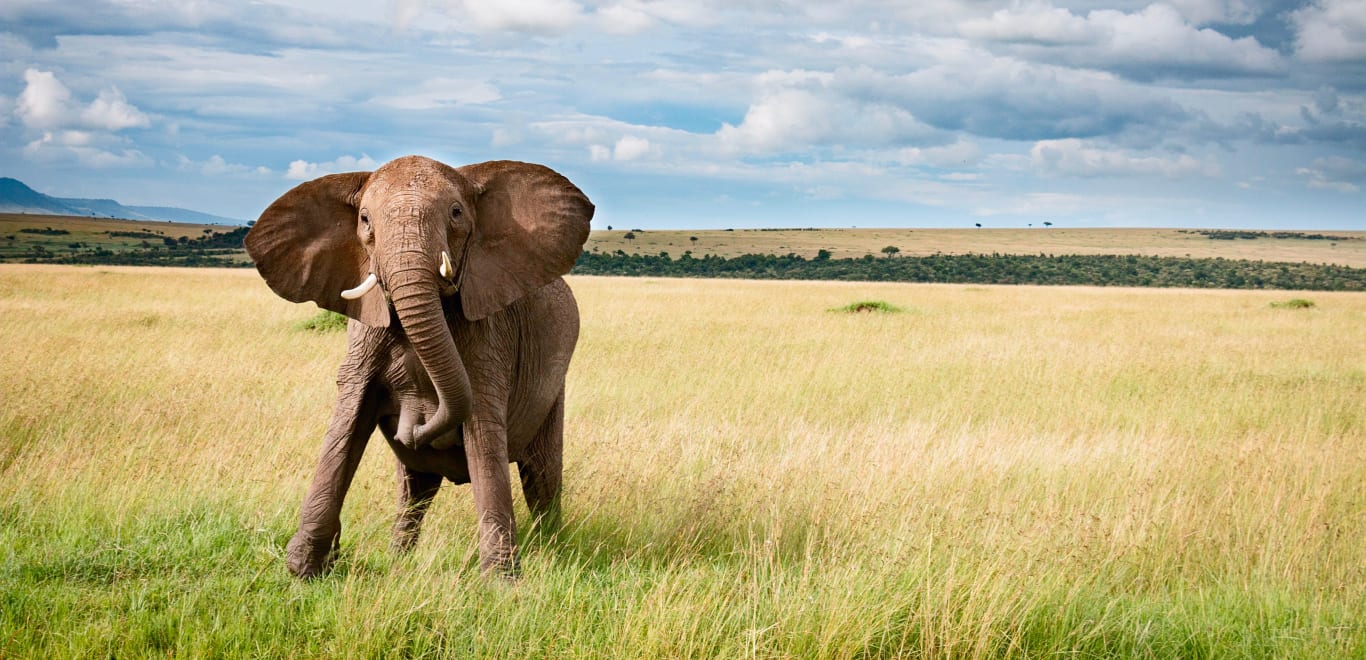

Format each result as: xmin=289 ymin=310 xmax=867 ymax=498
xmin=340 ymin=249 xmax=462 ymax=302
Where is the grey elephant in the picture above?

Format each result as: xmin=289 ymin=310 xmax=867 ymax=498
xmin=245 ymin=155 xmax=593 ymax=577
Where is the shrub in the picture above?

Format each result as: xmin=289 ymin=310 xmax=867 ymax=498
xmin=1270 ymin=298 xmax=1315 ymax=309
xmin=830 ymin=300 xmax=903 ymax=314
xmin=292 ymin=309 xmax=349 ymax=332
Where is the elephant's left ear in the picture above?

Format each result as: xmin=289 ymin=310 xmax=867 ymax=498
xmin=456 ymin=160 xmax=594 ymax=321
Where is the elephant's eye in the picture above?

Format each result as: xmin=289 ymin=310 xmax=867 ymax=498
xmin=359 ymin=210 xmax=370 ymax=226
xmin=450 ymin=205 xmax=462 ymax=220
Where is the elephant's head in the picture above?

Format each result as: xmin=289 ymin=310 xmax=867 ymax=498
xmin=245 ymin=156 xmax=593 ymax=447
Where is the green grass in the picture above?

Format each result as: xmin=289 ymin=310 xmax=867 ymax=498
xmin=830 ymin=300 xmax=905 ymax=313
xmin=292 ymin=309 xmax=350 ymax=332
xmin=1 ymin=265 xmax=1363 ymax=657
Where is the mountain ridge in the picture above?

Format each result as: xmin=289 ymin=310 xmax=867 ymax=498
xmin=0 ymin=177 xmax=244 ymax=225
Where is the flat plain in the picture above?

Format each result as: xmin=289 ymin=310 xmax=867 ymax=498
xmin=1 ymin=264 xmax=1363 ymax=657
xmin=585 ymin=227 xmax=1366 ymax=267
xmin=6 ymin=212 xmax=1366 ymax=267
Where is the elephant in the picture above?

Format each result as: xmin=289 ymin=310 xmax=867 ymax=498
xmin=244 ymin=155 xmax=593 ymax=577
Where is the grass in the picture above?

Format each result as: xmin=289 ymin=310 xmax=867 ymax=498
xmin=293 ymin=309 xmax=350 ymax=332
xmin=2 ymin=265 xmax=1364 ymax=657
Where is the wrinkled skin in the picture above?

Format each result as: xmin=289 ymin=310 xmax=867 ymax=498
xmin=245 ymin=156 xmax=592 ymax=577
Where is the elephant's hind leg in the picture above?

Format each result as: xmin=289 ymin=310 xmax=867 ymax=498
xmin=392 ymin=461 xmax=443 ymax=554
xmin=519 ymin=391 xmax=564 ymax=536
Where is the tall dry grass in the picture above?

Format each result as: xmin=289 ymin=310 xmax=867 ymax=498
xmin=1 ymin=264 xmax=1363 ymax=657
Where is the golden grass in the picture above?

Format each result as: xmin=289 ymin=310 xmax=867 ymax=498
xmin=588 ymin=227 xmax=1366 ymax=267
xmin=2 ymin=264 xmax=1363 ymax=656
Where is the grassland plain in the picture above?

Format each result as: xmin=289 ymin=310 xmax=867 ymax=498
xmin=6 ymin=213 xmax=1366 ymax=268
xmin=1 ymin=265 xmax=1363 ymax=657
xmin=586 ymin=227 xmax=1366 ymax=268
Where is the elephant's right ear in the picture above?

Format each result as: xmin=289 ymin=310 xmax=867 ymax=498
xmin=244 ymin=172 xmax=390 ymax=328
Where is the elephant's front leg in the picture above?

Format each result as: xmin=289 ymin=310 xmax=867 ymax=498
xmin=466 ymin=417 xmax=518 ymax=576
xmin=392 ymin=460 xmax=443 ymax=554
xmin=287 ymin=380 xmax=376 ymax=578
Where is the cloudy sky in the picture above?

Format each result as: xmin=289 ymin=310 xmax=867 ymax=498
xmin=2 ymin=0 xmax=1364 ymax=229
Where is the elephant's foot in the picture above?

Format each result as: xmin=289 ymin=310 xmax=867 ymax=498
xmin=286 ymin=530 xmax=339 ymax=578
xmin=480 ymin=551 xmax=521 ymax=580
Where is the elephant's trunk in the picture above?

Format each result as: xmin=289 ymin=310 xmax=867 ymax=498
xmin=384 ymin=251 xmax=471 ymax=448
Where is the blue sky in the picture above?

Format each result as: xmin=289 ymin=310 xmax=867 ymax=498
xmin=1 ymin=0 xmax=1364 ymax=229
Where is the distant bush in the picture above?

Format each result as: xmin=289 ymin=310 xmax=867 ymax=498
xmin=292 ymin=310 xmax=348 ymax=333
xmin=1270 ymin=298 xmax=1315 ymax=309
xmin=830 ymin=300 xmax=903 ymax=314
xmin=19 ymin=227 xmax=69 ymax=236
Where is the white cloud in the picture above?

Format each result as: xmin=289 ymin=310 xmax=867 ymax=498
xmin=1031 ymin=139 xmax=1221 ymax=178
xmin=23 ymin=130 xmax=151 ymax=168
xmin=17 ymin=69 xmax=73 ymax=129
xmin=962 ymin=3 xmax=1284 ymax=78
xmin=1293 ymin=0 xmax=1366 ymax=62
xmin=613 ymin=135 xmax=653 ymax=160
xmin=80 ymin=87 xmax=151 ymax=130
xmin=588 ymin=144 xmax=611 ymax=161
xmin=16 ymin=69 xmax=151 ymax=132
xmin=285 ymin=154 xmax=379 ymax=180
xmin=428 ymin=0 xmax=585 ymax=34
xmin=960 ymin=3 xmax=1094 ymax=44
xmin=181 ymin=154 xmax=272 ymax=177
xmin=716 ymin=75 xmax=936 ymax=154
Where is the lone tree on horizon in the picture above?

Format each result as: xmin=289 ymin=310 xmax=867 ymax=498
xmin=881 ymin=245 xmax=900 ymax=257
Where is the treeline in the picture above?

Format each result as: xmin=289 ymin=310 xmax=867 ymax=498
xmin=17 ymin=226 xmax=252 ymax=267
xmin=1181 ymin=230 xmax=1357 ymax=241
xmin=573 ymin=251 xmax=1366 ymax=291
xmin=24 ymin=246 xmax=247 ymax=267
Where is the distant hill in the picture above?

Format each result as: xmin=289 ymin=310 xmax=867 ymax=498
xmin=0 ymin=177 xmax=244 ymax=225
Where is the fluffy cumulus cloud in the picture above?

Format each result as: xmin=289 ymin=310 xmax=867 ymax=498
xmin=15 ymin=68 xmax=150 ymax=131
xmin=285 ymin=154 xmax=379 ymax=180
xmin=80 ymin=88 xmax=151 ymax=130
xmin=1292 ymin=0 xmax=1366 ymax=62
xmin=179 ymin=154 xmax=271 ymax=177
xmin=16 ymin=69 xmax=72 ymax=129
xmin=12 ymin=68 xmax=153 ymax=167
xmin=961 ymin=3 xmax=1285 ymax=79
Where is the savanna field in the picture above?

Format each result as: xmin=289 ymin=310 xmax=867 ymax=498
xmin=1 ymin=265 xmax=1363 ymax=657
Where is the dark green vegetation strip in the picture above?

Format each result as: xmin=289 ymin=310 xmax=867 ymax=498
xmin=9 ymin=225 xmax=1365 ymax=291
xmin=573 ymin=251 xmax=1366 ymax=291
xmin=10 ymin=226 xmax=252 ymax=267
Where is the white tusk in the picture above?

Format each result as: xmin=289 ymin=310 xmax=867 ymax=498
xmin=340 ymin=273 xmax=377 ymax=300
xmin=439 ymin=251 xmax=454 ymax=280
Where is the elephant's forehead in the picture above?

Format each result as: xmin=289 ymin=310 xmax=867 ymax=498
xmin=366 ymin=162 xmax=461 ymax=201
